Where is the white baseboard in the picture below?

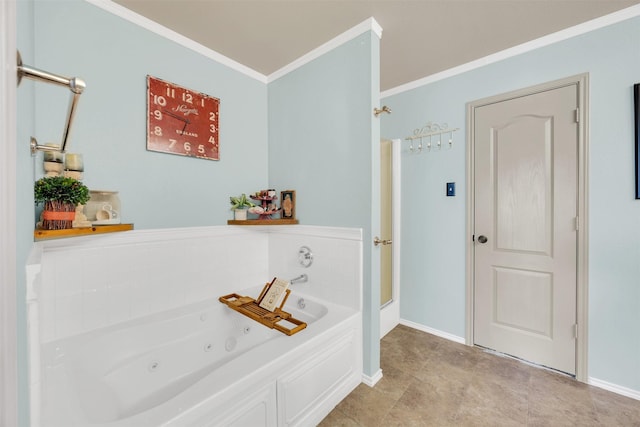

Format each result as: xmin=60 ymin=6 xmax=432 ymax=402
xmin=399 ymin=319 xmax=466 ymax=345
xmin=361 ymin=369 xmax=383 ymax=387
xmin=589 ymin=377 xmax=640 ymax=401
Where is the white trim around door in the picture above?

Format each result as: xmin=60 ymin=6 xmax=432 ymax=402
xmin=465 ymin=74 xmax=589 ymax=382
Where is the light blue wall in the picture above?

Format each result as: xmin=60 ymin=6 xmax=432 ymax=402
xmin=382 ymin=16 xmax=640 ymax=391
xmin=17 ymin=2 xmax=381 ymax=423
xmin=268 ymin=31 xmax=381 ymax=376
xmin=17 ymin=0 xmax=268 ymax=424
xmin=30 ymin=0 xmax=269 ymax=229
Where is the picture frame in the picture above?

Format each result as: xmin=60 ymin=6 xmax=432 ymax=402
xmin=635 ymin=83 xmax=640 ymax=199
xmin=280 ymin=190 xmax=296 ymax=219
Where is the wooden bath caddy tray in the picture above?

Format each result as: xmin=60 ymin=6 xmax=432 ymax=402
xmin=219 ymin=284 xmax=307 ymax=336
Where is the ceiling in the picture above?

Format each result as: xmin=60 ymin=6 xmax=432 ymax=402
xmin=113 ymin=0 xmax=640 ymax=91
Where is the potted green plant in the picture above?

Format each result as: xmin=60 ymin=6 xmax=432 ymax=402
xmin=34 ymin=176 xmax=90 ymax=230
xmin=229 ymin=193 xmax=255 ymax=220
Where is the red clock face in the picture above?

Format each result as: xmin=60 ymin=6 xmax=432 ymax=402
xmin=147 ymin=75 xmax=220 ymax=160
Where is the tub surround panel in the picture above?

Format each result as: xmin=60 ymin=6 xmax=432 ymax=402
xmin=32 ymin=228 xmax=268 ymax=343
xmin=268 ymin=231 xmax=363 ymax=311
xmin=200 ymin=383 xmax=277 ymax=427
xmin=277 ymin=329 xmax=360 ymax=425
xmin=28 ymin=225 xmax=363 ymax=426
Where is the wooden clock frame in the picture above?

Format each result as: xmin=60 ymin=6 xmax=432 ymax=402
xmin=146 ymin=75 xmax=220 ymax=160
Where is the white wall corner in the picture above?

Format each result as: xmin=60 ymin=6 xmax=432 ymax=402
xmin=268 ymin=17 xmax=383 ymax=83
xmin=1 ymin=0 xmax=18 ymax=425
xmin=369 ymin=17 xmax=383 ymax=39
xmin=361 ymin=369 xmax=383 ymax=387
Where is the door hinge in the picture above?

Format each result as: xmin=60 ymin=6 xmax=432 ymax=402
xmin=573 ymin=323 xmax=579 ymax=339
xmin=575 ymin=216 xmax=579 ymax=231
xmin=574 ymin=108 xmax=580 ymax=123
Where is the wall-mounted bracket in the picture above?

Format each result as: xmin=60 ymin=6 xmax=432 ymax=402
xmin=17 ymin=50 xmax=86 ymax=155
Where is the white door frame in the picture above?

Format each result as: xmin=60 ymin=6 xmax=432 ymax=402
xmin=380 ymin=138 xmax=401 ymax=337
xmin=1 ymin=0 xmax=19 ymax=424
xmin=465 ymin=74 xmax=589 ymax=382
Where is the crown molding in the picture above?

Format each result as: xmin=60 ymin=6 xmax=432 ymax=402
xmin=87 ymin=2 xmax=383 ymax=87
xmin=85 ymin=0 xmax=268 ymax=84
xmin=382 ymin=3 xmax=640 ymax=98
xmin=267 ymin=17 xmax=382 ymax=84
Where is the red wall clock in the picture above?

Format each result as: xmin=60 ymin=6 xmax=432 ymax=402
xmin=147 ymin=75 xmax=220 ymax=160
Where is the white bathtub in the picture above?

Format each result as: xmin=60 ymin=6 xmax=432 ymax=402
xmin=40 ymin=287 xmax=362 ymax=427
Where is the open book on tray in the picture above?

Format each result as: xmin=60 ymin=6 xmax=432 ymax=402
xmin=258 ymin=277 xmax=290 ymax=311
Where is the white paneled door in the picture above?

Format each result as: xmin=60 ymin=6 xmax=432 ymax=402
xmin=473 ymin=83 xmax=579 ymax=375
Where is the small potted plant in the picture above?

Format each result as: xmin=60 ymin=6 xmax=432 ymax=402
xmin=229 ymin=193 xmax=256 ymax=220
xmin=34 ymin=176 xmax=90 ymax=230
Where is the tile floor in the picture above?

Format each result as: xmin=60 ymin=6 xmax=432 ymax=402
xmin=320 ymin=325 xmax=640 ymax=426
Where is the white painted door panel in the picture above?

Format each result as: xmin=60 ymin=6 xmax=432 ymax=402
xmin=474 ymin=84 xmax=578 ymax=375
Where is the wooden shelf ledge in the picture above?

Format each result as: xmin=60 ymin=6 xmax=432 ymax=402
xmin=34 ymin=223 xmax=134 ymax=241
xmin=227 ymin=219 xmax=299 ymax=226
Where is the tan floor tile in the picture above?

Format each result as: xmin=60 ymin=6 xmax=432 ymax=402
xmin=454 ymin=376 xmax=528 ymax=426
xmin=317 ymin=409 xmax=361 ymax=427
xmin=334 ymin=383 xmax=396 ymax=427
xmin=321 ymin=326 xmax=640 ymax=427
xmin=374 ymin=364 xmax=416 ymax=400
xmin=388 ymin=382 xmax=461 ymax=426
xmin=590 ymin=387 xmax=640 ymax=426
xmin=528 ymin=370 xmax=600 ymax=426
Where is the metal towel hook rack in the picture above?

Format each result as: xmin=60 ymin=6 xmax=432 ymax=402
xmin=16 ymin=50 xmax=86 ymax=155
xmin=405 ymin=121 xmax=459 ymax=154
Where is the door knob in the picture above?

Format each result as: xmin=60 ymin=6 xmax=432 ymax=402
xmin=477 ymin=235 xmax=488 ymax=244
xmin=374 ymin=236 xmax=392 ymax=246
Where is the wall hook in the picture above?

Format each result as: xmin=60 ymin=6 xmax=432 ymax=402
xmin=404 ymin=121 xmax=459 ymax=154
xmin=373 ymin=105 xmax=392 ymax=117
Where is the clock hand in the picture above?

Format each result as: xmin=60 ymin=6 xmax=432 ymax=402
xmin=162 ymin=109 xmax=191 ymax=134
xmin=162 ymin=109 xmax=188 ymax=122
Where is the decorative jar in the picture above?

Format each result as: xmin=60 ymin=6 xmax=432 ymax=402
xmin=84 ymin=190 xmax=121 ymax=224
